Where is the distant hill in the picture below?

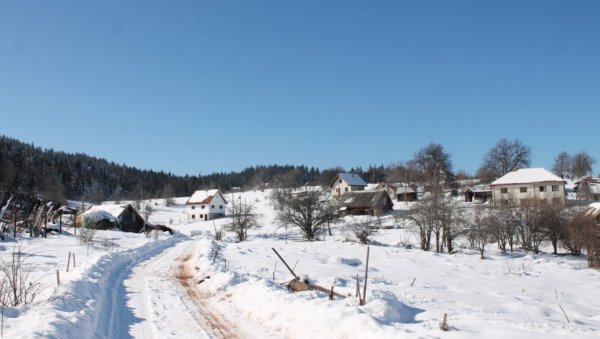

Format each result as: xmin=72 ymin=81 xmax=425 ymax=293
xmin=0 ymin=135 xmax=327 ymax=202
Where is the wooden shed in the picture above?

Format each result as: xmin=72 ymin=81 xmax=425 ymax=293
xmin=338 ymin=190 xmax=393 ymax=216
xmin=396 ymin=186 xmax=418 ymax=202
xmin=464 ymin=186 xmax=493 ymax=203
xmin=76 ymin=204 xmax=147 ymax=233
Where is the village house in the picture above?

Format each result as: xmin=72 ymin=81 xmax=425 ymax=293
xmin=330 ymin=173 xmax=368 ymax=197
xmin=396 ymin=185 xmax=418 ymax=202
xmin=463 ymin=185 xmax=493 ymax=203
xmin=338 ymin=190 xmax=394 ymax=216
xmin=186 ymin=189 xmax=227 ymax=221
xmin=373 ymin=182 xmax=398 ymax=199
xmin=490 ymin=168 xmax=566 ymax=207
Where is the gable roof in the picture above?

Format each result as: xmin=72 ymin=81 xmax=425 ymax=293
xmin=490 ymin=168 xmax=565 ymax=186
xmin=463 ymin=185 xmax=492 ymax=193
xmin=330 ymin=173 xmax=368 ymax=188
xmin=186 ymin=189 xmax=226 ymax=205
xmin=339 ymin=190 xmax=392 ymax=209
xmin=80 ymin=203 xmax=141 ymax=224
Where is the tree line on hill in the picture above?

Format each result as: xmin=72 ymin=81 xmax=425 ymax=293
xmin=0 ymin=135 xmax=596 ymax=204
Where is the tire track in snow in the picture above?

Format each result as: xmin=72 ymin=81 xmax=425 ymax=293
xmin=175 ymin=244 xmax=241 ymax=339
xmin=91 ymin=237 xmax=184 ymax=338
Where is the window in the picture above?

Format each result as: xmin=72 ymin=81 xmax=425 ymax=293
xmin=339 ymin=179 xmax=342 ymax=183
xmin=201 ymin=205 xmax=205 ymax=209
xmin=211 ymin=205 xmax=215 ymax=209
xmin=219 ymin=205 xmax=223 ymax=209
xmin=191 ymin=214 xmax=195 ymax=219
xmin=539 ymin=186 xmax=546 ymax=192
xmin=345 ymin=187 xmax=349 ymax=192
xmin=501 ymin=199 xmax=509 ymax=206
xmin=501 ymin=188 xmax=508 ymax=194
xmin=192 ymin=206 xmax=195 ymax=210
xmin=552 ymin=185 xmax=560 ymax=192
xmin=520 ymin=187 xmax=527 ymax=193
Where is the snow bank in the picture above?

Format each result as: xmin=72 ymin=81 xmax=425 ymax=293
xmin=4 ymin=233 xmax=185 ymax=339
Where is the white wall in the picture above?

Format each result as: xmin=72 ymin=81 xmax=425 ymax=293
xmin=492 ymin=182 xmax=566 ymax=206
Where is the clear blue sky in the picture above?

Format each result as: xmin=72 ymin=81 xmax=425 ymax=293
xmin=1 ymin=1 xmax=599 ymax=176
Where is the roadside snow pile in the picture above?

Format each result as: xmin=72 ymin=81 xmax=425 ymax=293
xmin=189 ymin=240 xmax=421 ymax=338
xmin=362 ymin=290 xmax=421 ymax=324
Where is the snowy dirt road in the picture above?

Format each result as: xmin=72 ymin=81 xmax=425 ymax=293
xmin=99 ymin=238 xmax=265 ymax=339
xmin=120 ymin=240 xmax=213 ymax=338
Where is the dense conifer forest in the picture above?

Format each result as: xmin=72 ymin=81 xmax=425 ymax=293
xmin=0 ymin=135 xmax=398 ymax=202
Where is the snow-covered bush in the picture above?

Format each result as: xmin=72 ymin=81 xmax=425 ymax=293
xmin=78 ymin=227 xmax=96 ymax=245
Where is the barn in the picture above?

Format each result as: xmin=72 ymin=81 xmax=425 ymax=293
xmin=76 ymin=204 xmax=147 ymax=233
xmin=338 ymin=190 xmax=394 ymax=216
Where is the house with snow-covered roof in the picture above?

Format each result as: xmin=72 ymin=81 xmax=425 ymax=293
xmin=490 ymin=168 xmax=566 ymax=207
xmin=186 ymin=189 xmax=227 ymax=221
xmin=330 ymin=173 xmax=368 ymax=198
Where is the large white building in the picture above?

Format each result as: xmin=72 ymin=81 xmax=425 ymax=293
xmin=185 ymin=189 xmax=227 ymax=221
xmin=490 ymin=168 xmax=566 ymax=207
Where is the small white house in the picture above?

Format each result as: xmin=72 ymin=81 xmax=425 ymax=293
xmin=186 ymin=189 xmax=227 ymax=221
xmin=490 ymin=168 xmax=566 ymax=207
xmin=330 ymin=173 xmax=368 ymax=197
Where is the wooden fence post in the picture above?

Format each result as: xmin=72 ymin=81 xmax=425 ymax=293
xmin=362 ymin=246 xmax=370 ymax=306
xmin=66 ymin=252 xmax=71 ymax=272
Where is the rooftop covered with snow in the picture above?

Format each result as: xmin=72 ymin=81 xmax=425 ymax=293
xmin=490 ymin=168 xmax=565 ymax=186
xmin=186 ymin=189 xmax=224 ymax=205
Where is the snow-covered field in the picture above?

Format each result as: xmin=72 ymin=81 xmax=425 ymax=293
xmin=2 ymin=189 xmax=599 ymax=338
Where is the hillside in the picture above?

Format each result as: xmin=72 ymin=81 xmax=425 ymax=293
xmin=0 ymin=135 xmax=327 ymax=202
xmin=2 ymin=190 xmax=599 ymax=338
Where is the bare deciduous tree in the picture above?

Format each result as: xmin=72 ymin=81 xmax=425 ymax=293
xmin=479 ymin=138 xmax=531 ymax=178
xmin=552 ymin=151 xmax=572 ymax=178
xmin=538 ymin=203 xmax=568 ymax=255
xmin=276 ymin=189 xmax=338 ymax=240
xmin=349 ymin=217 xmax=380 ymax=244
xmin=407 ymin=197 xmax=435 ymax=251
xmin=414 ymin=143 xmax=454 ymax=193
xmin=471 ymin=206 xmax=494 ymax=259
xmin=571 ymin=151 xmax=595 ymax=178
xmin=225 ymin=199 xmax=259 ymax=241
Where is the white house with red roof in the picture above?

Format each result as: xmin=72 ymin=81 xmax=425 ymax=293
xmin=490 ymin=168 xmax=566 ymax=207
xmin=186 ymin=189 xmax=227 ymax=221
